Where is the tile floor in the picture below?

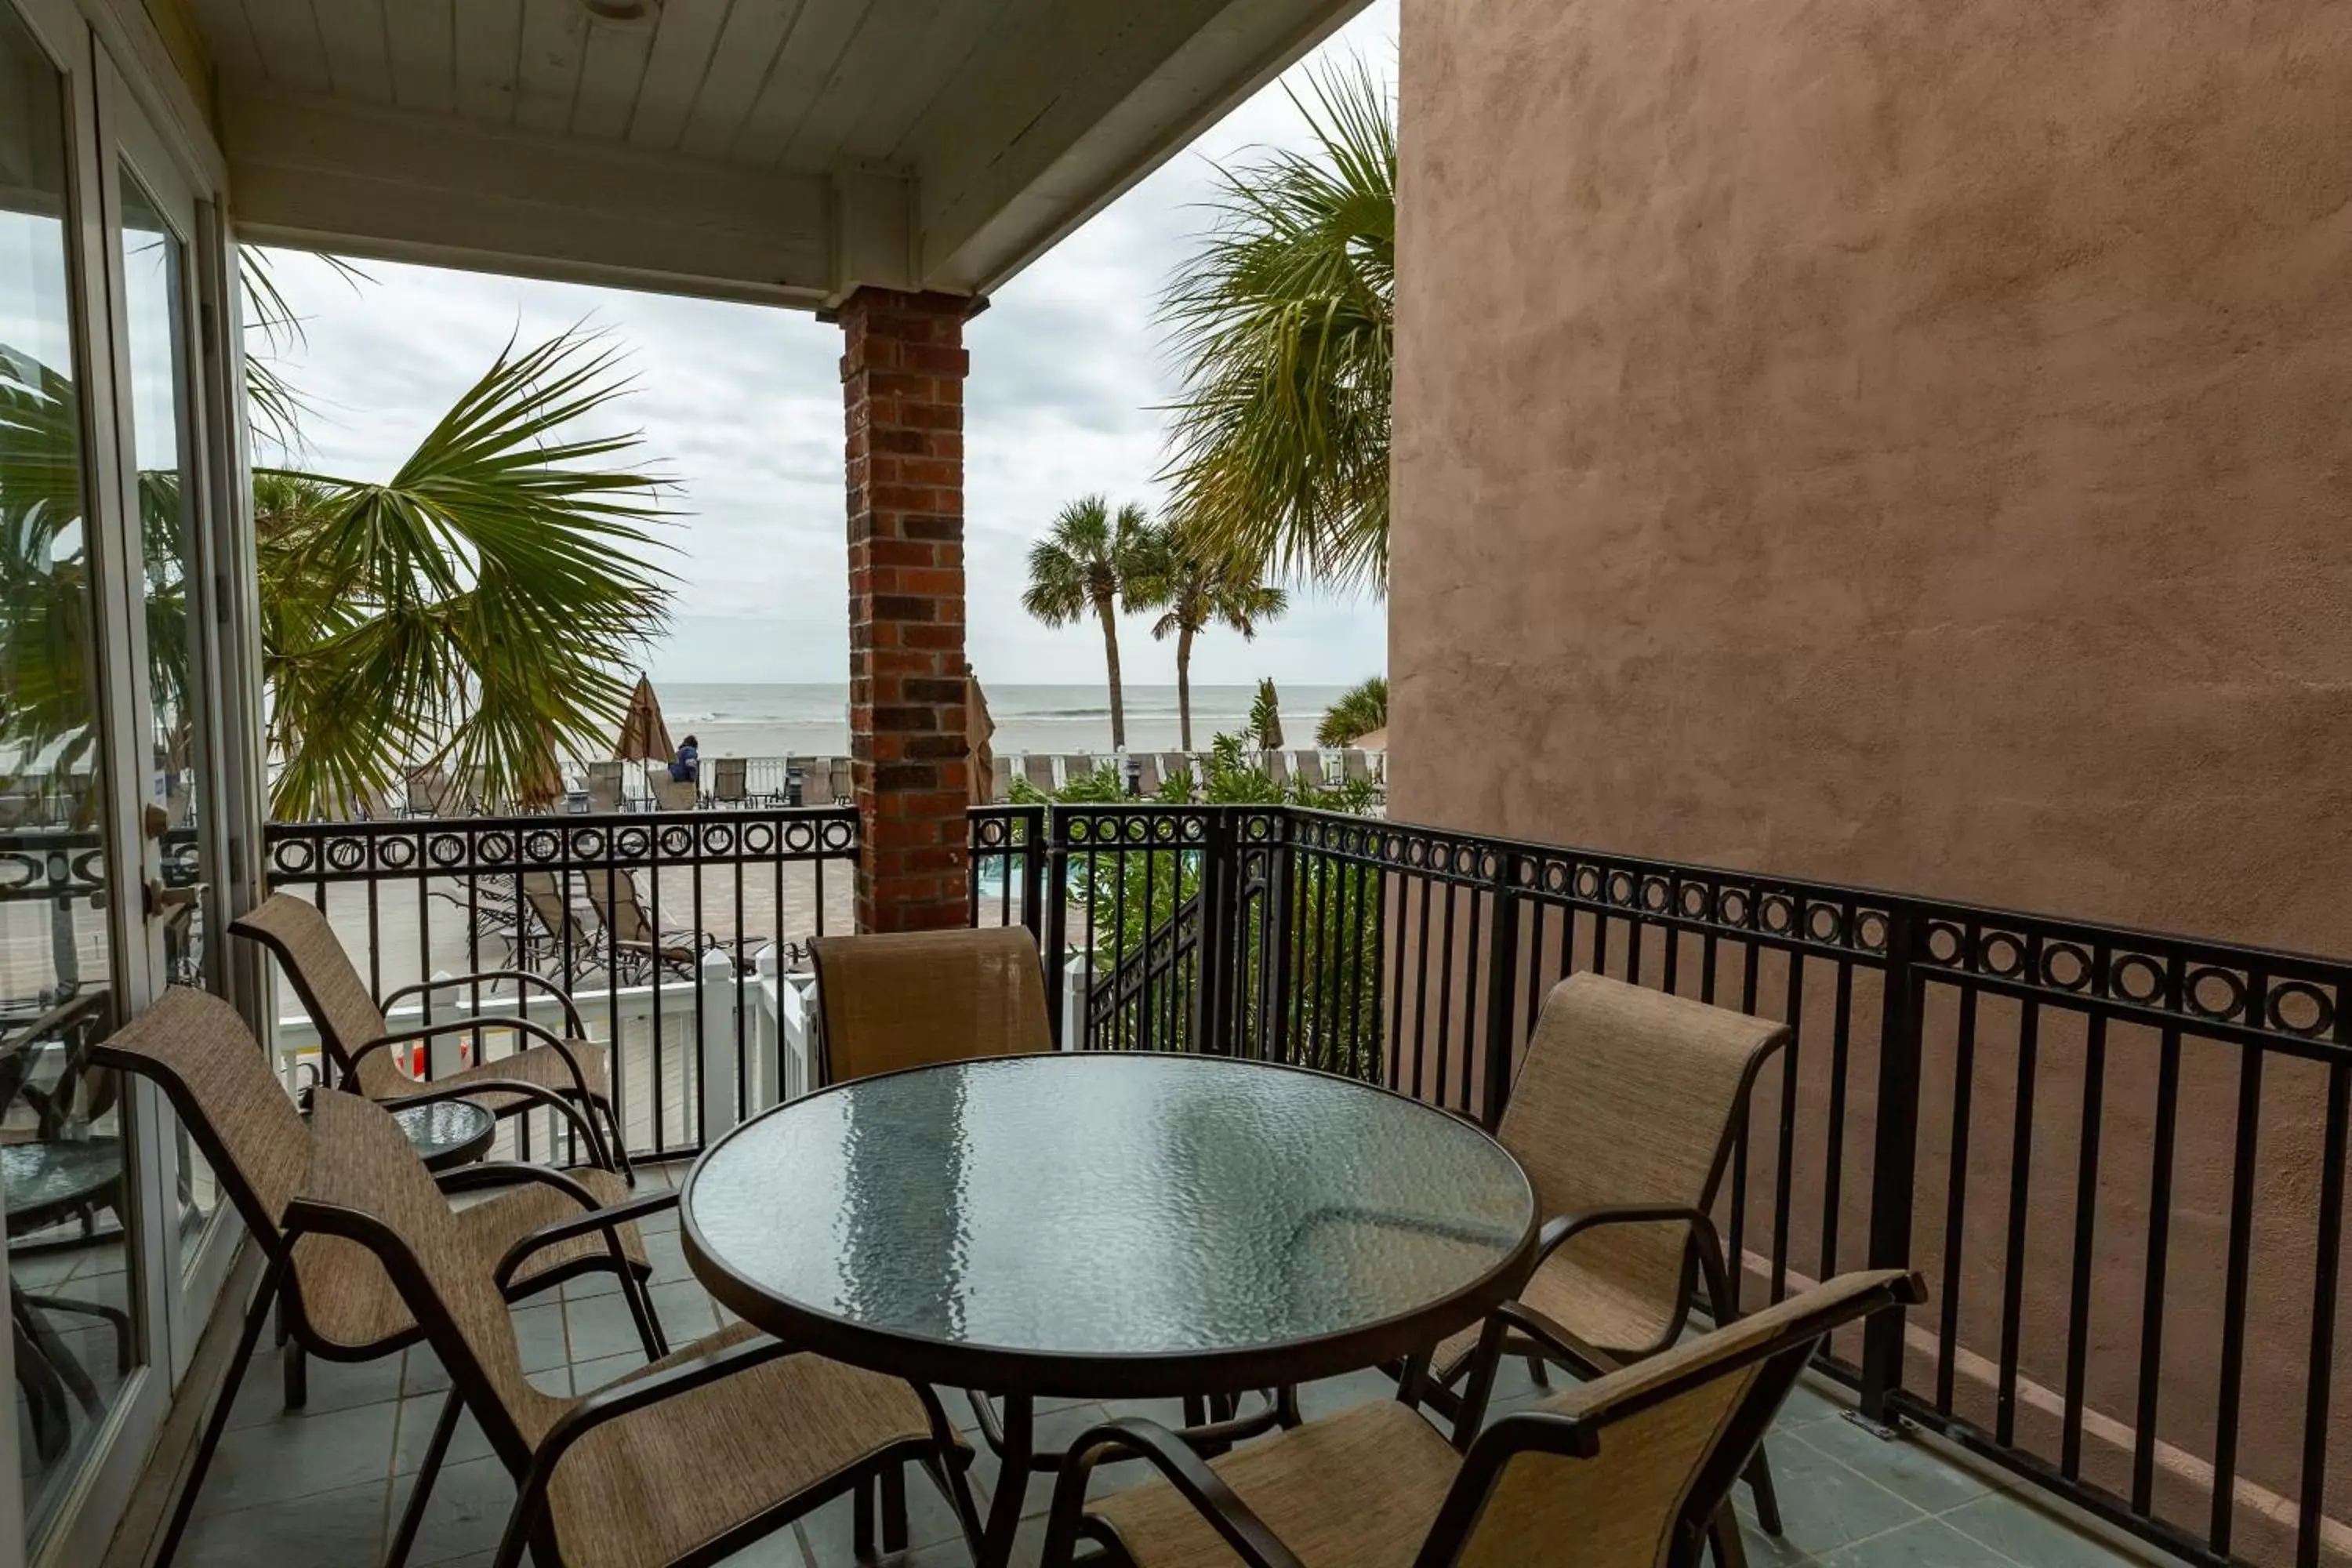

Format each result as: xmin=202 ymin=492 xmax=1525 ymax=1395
xmin=167 ymin=1163 xmax=2169 ymax=1568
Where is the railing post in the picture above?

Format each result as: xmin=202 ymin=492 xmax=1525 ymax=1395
xmin=1041 ymin=806 xmax=1070 ymax=1047
xmin=696 ymin=948 xmax=737 ymax=1145
xmin=1196 ymin=808 xmax=1241 ymax=1056
xmin=1261 ymin=817 xmax=1296 ymax=1064
xmin=1018 ymin=804 xmax=1046 ymax=941
xmin=1860 ymin=899 xmax=1926 ymax=1423
xmin=1480 ymin=849 xmax=1523 ymax=1130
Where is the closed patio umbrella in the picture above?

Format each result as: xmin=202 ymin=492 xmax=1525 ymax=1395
xmin=613 ymin=674 xmax=673 ymax=764
xmin=967 ymin=671 xmax=996 ymax=808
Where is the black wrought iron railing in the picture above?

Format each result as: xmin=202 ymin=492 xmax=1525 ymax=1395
xmin=261 ymin=808 xmax=856 ymax=1159
xmin=266 ymin=798 xmax=2352 ymax=1568
xmin=965 ymin=800 xmax=2352 ymax=1568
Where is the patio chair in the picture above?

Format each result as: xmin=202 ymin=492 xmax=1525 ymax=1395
xmin=785 ymin=753 xmax=821 ymax=804
xmin=1264 ymin=750 xmax=1290 ymax=787
xmin=807 ymin=925 xmax=1051 ymax=1085
xmin=286 ymin=1090 xmax=980 ymax=1568
xmin=651 ymin=775 xmax=698 ymax=811
xmin=404 ymin=766 xmax=460 ymax=818
xmin=1341 ymin=749 xmax=1373 ymax=786
xmin=231 ymin=893 xmax=630 ymax=1178
xmin=1415 ymin=971 xmax=1795 ymax=1532
xmin=830 ymin=757 xmax=854 ymax=804
xmin=583 ymin=869 xmax=752 ymax=983
xmin=990 ymin=755 xmax=1014 ymax=802
xmin=1057 ymin=753 xmax=1097 ymax=789
xmin=1022 ymin=754 xmax=1057 ymax=795
xmin=1041 ymin=1269 xmax=1925 ymax=1568
xmin=708 ymin=756 xmax=749 ymax=808
xmin=96 ymin=988 xmax=662 ymax=1568
xmin=1290 ymin=750 xmax=1326 ymax=788
xmin=1132 ymin=753 xmax=1162 ymax=795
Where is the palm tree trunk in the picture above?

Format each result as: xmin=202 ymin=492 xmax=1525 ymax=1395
xmin=1175 ymin=625 xmax=1196 ymax=751
xmin=1095 ymin=590 xmax=1127 ymax=749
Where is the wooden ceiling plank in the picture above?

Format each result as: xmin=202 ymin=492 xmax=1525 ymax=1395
xmin=735 ymin=0 xmax=882 ymax=169
xmin=625 ymin=0 xmax=729 ymax=151
xmin=238 ymin=0 xmax=332 ymax=92
xmin=310 ymin=0 xmax=394 ymax=102
xmin=186 ymin=0 xmax=266 ymax=81
xmin=676 ymin=0 xmax=798 ymax=160
xmin=451 ymin=0 xmax=521 ymax=122
xmin=383 ymin=0 xmax=456 ymax=114
xmin=513 ymin=0 xmax=588 ymax=132
xmin=571 ymin=16 xmax=655 ymax=140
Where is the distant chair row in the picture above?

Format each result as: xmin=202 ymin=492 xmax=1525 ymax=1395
xmin=981 ymin=747 xmax=1385 ymax=803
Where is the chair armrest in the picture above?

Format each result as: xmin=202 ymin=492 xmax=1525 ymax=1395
xmin=492 ymin=1189 xmax=679 ymax=1290
xmin=1531 ymin=1203 xmax=1722 ymax=1269
xmin=494 ymin=1331 xmax=802 ymax=1568
xmin=1044 ymin=1417 xmax=1305 ymax=1568
xmin=435 ymin=1160 xmax=607 ymax=1205
xmin=381 ymin=971 xmax=587 ymax=1039
xmin=371 ymin=1014 xmax=599 ymax=1105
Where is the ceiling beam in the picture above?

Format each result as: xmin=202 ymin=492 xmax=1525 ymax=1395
xmin=220 ymin=89 xmax=858 ymax=308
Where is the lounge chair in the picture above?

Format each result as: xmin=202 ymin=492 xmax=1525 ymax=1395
xmin=1290 ymin=749 xmax=1325 ymax=787
xmin=1263 ymin=750 xmax=1290 ymax=787
xmin=1042 ymin=1270 xmax=1924 ymax=1568
xmin=286 ymin=1091 xmax=980 ymax=1568
xmin=403 ymin=766 xmax=461 ymax=818
xmin=583 ymin=869 xmax=753 ymax=983
xmin=651 ymin=775 xmax=698 ymax=811
xmin=1415 ymin=970 xmax=1796 ymax=1534
xmin=1022 ymin=755 xmax=1057 ymax=795
xmin=99 ymin=988 xmax=661 ymax=1568
xmin=989 ymin=755 xmax=1013 ymax=803
xmin=583 ymin=760 xmax=626 ymax=814
xmin=1056 ymin=754 xmax=1096 ymax=789
xmin=784 ymin=753 xmax=820 ymax=804
xmin=708 ymin=756 xmax=750 ymax=808
xmin=830 ymin=757 xmax=853 ymax=804
xmin=231 ymin=893 xmax=629 ymax=1177
xmin=1132 ymin=753 xmax=1161 ymax=796
xmin=1341 ymin=748 xmax=1373 ymax=786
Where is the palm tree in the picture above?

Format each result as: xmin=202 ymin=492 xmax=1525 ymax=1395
xmin=0 ymin=256 xmax=675 ymax=822
xmin=1158 ymin=56 xmax=1394 ymax=594
xmin=1129 ymin=523 xmax=1287 ymax=750
xmin=1316 ymin=674 xmax=1386 ymax=746
xmin=1022 ymin=495 xmax=1154 ymax=748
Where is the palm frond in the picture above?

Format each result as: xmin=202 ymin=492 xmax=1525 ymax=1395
xmin=1157 ymin=55 xmax=1395 ymax=596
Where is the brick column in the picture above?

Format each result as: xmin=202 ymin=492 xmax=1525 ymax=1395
xmin=840 ymin=288 xmax=971 ymax=932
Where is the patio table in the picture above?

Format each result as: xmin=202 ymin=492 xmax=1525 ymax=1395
xmin=681 ymin=1052 xmax=1537 ymax=1566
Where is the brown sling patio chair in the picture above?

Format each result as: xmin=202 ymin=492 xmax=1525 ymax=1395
xmin=806 ymin=924 xmax=1052 ymax=1085
xmin=1417 ymin=971 xmax=1795 ymax=1531
xmin=1042 ymin=1269 xmax=1925 ymax=1568
xmin=232 ymin=892 xmax=630 ymax=1178
xmin=94 ymin=988 xmax=662 ymax=1568
xmin=285 ymin=1090 xmax=979 ymax=1568
xmin=707 ymin=755 xmax=750 ymax=807
xmin=583 ymin=868 xmax=752 ymax=984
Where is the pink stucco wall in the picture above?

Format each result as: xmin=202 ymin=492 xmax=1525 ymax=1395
xmin=1391 ymin=0 xmax=2352 ymax=1558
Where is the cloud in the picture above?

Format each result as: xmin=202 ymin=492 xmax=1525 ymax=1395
xmin=253 ymin=0 xmax=1396 ymax=690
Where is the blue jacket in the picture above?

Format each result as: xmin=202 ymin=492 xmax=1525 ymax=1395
xmin=670 ymin=743 xmax=699 ymax=782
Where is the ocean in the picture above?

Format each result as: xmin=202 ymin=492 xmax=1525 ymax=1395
xmin=655 ymin=682 xmax=1354 ymax=759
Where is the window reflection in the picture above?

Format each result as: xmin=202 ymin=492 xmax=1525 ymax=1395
xmin=0 ymin=5 xmax=140 ymax=1545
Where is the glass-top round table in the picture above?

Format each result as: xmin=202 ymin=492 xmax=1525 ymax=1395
xmin=681 ymin=1054 xmax=1537 ymax=1566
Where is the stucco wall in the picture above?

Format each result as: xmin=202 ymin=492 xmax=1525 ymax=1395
xmin=1392 ymin=0 xmax=2352 ymax=1557
xmin=1392 ymin=0 xmax=2352 ymax=950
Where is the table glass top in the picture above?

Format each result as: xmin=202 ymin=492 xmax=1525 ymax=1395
xmin=390 ymin=1098 xmax=494 ymax=1153
xmin=686 ymin=1054 xmax=1534 ymax=1360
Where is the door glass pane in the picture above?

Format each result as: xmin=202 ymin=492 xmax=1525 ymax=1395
xmin=0 ymin=6 xmax=141 ymax=1542
xmin=116 ymin=169 xmax=218 ymax=1272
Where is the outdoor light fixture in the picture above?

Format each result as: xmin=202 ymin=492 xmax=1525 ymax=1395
xmin=786 ymin=766 xmax=804 ymax=808
xmin=1125 ymin=756 xmax=1142 ymax=797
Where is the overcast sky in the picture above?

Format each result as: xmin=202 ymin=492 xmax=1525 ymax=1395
xmin=252 ymin=1 xmax=1396 ymax=691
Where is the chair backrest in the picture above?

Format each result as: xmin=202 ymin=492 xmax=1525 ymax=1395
xmin=583 ymin=873 xmax=652 ymax=945
xmin=711 ymin=756 xmax=748 ymax=801
xmin=1264 ymin=750 xmax=1290 ymax=786
xmin=1057 ymin=754 xmax=1095 ymax=788
xmin=1439 ymin=1270 xmax=1922 ymax=1566
xmin=652 ymin=776 xmax=697 ymax=811
xmin=808 ymin=926 xmax=1051 ymax=1083
xmin=1291 ymin=750 xmax=1323 ymax=786
xmin=586 ymin=775 xmax=622 ymax=814
xmin=92 ymin=986 xmax=306 ymax=1250
xmin=405 ymin=767 xmax=449 ymax=814
xmin=289 ymin=1092 xmax=568 ymax=1466
xmin=586 ymin=760 xmax=624 ymax=788
xmin=1341 ymin=749 xmax=1371 ymax=783
xmin=829 ymin=758 xmax=852 ymax=803
xmin=1022 ymin=755 xmax=1056 ymax=793
xmin=230 ymin=893 xmax=397 ymax=1096
xmin=990 ymin=756 xmax=1013 ymax=802
xmin=1501 ymin=973 xmax=1788 ymax=1334
xmin=521 ymin=873 xmax=583 ymax=950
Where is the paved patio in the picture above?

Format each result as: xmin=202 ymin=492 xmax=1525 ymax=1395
xmin=167 ymin=1163 xmax=2167 ymax=1568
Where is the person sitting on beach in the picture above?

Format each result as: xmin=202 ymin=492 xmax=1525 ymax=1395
xmin=670 ymin=735 xmax=699 ymax=784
